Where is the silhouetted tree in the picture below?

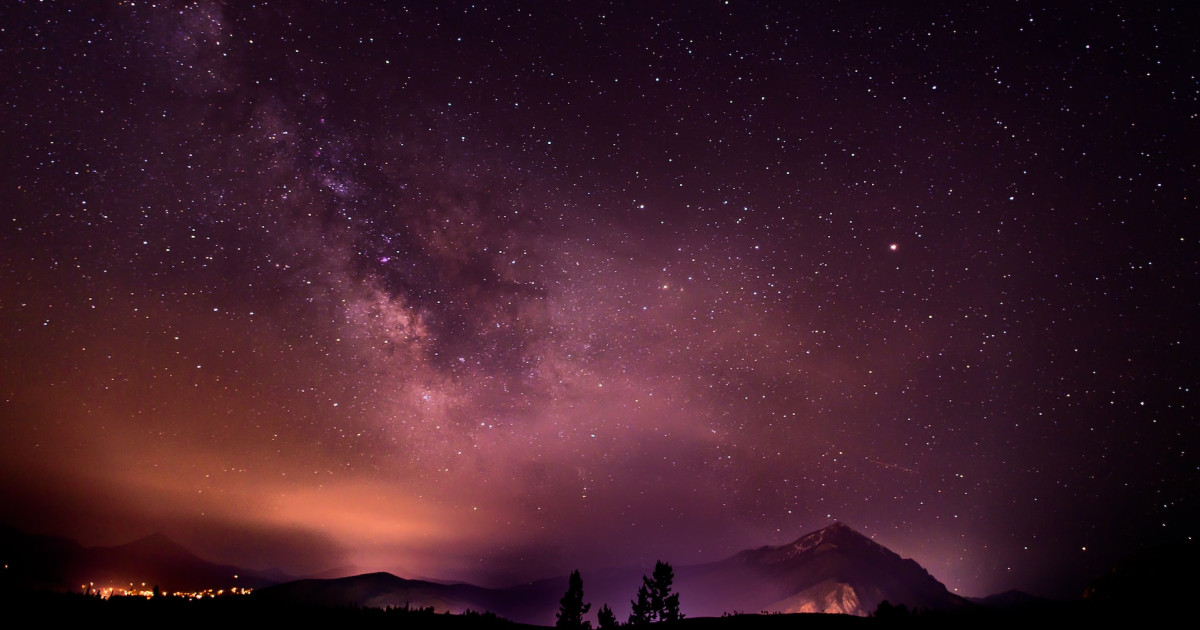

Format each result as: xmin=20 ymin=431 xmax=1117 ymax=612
xmin=651 ymin=561 xmax=681 ymax=622
xmin=597 ymin=603 xmax=620 ymax=629
xmin=557 ymin=569 xmax=592 ymax=629
xmin=629 ymin=582 xmax=652 ymax=626
xmin=628 ymin=560 xmax=681 ymax=624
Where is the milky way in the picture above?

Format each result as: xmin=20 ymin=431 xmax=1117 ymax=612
xmin=1 ymin=1 xmax=1197 ymax=599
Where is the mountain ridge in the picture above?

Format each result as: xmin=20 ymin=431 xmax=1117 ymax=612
xmin=1 ymin=521 xmax=967 ymax=623
xmin=0 ymin=525 xmax=282 ymax=592
xmin=252 ymin=522 xmax=967 ymax=623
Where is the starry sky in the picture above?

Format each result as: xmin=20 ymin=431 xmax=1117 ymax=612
xmin=1 ymin=1 xmax=1197 ymax=600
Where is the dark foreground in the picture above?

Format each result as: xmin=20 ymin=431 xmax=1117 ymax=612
xmin=0 ymin=588 xmax=1155 ymax=629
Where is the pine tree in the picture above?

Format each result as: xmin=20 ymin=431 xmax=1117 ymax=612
xmin=628 ymin=581 xmax=652 ymax=626
xmin=649 ymin=561 xmax=679 ymax=621
xmin=628 ymin=560 xmax=681 ymax=624
xmin=557 ymin=570 xmax=592 ymax=629
xmin=597 ymin=603 xmax=620 ymax=629
xmin=662 ymin=590 xmax=681 ymax=622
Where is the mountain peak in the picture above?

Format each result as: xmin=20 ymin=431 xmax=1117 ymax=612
xmin=134 ymin=532 xmax=174 ymax=545
xmin=715 ymin=522 xmax=963 ymax=617
xmin=785 ymin=521 xmax=877 ymax=555
xmin=119 ymin=532 xmax=192 ymax=557
xmin=819 ymin=521 xmax=861 ymax=538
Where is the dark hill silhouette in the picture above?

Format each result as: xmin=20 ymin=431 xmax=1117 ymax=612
xmin=968 ymin=588 xmax=1052 ymax=610
xmin=251 ymin=522 xmax=971 ymax=624
xmin=255 ymin=571 xmax=504 ymax=612
xmin=3 ymin=522 xmax=984 ymax=623
xmin=254 ymin=570 xmax=573 ymax=623
xmin=81 ymin=531 xmax=265 ymax=592
xmin=0 ymin=524 xmax=87 ymax=591
xmin=0 ymin=524 xmax=280 ymax=593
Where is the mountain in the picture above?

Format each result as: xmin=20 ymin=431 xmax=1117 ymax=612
xmin=674 ymin=522 xmax=970 ymax=617
xmin=0 ymin=524 xmax=86 ymax=591
xmin=0 ymin=525 xmax=280 ymax=593
xmin=255 ymin=572 xmax=498 ymax=610
xmin=254 ymin=523 xmax=969 ymax=623
xmin=2 ymin=522 xmax=970 ymax=622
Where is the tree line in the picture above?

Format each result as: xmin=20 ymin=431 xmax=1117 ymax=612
xmin=556 ymin=560 xmax=681 ymax=629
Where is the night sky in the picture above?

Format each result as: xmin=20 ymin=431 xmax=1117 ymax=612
xmin=2 ymin=1 xmax=1197 ymax=600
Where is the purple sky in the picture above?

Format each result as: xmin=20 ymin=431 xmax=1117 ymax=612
xmin=1 ymin=1 xmax=1196 ymax=600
